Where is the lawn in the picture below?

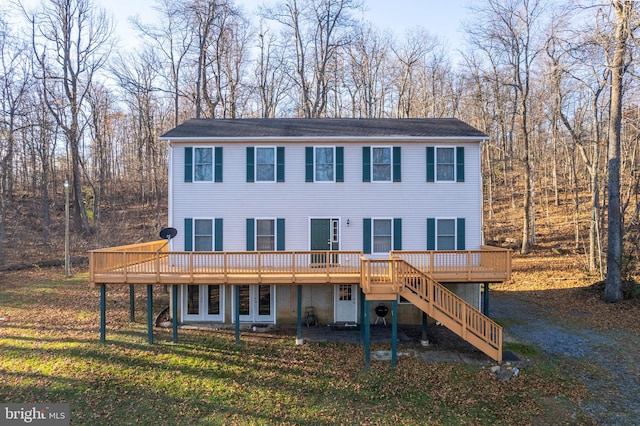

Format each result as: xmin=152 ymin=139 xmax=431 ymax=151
xmin=0 ymin=269 xmax=589 ymax=425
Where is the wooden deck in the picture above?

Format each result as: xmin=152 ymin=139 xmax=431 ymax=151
xmin=89 ymin=242 xmax=511 ymax=287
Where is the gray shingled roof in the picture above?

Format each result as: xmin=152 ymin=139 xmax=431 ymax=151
xmin=160 ymin=118 xmax=487 ymax=139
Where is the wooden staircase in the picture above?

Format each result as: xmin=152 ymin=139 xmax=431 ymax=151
xmin=360 ymin=257 xmax=502 ymax=363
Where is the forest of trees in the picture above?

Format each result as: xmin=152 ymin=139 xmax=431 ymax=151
xmin=1 ymin=0 xmax=639 ymax=301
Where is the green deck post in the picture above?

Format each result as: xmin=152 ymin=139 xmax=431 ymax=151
xmin=422 ymin=312 xmax=429 ymax=345
xmin=359 ymin=288 xmax=365 ymax=342
xmin=147 ymin=284 xmax=153 ymax=344
xmin=484 ymin=283 xmax=490 ymax=316
xmin=129 ymin=284 xmax=135 ymax=322
xmin=364 ymin=299 xmax=370 ymax=367
xmin=100 ymin=284 xmax=106 ymax=342
xmin=172 ymin=285 xmax=178 ymax=344
xmin=235 ymin=285 xmax=240 ymax=343
xmin=296 ymin=285 xmax=303 ymax=344
xmin=391 ymin=299 xmax=398 ymax=367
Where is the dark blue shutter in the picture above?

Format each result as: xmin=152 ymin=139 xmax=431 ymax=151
xmin=246 ymin=218 xmax=255 ymax=251
xmin=215 ymin=218 xmax=223 ymax=251
xmin=426 ymin=147 xmax=434 ymax=182
xmin=184 ymin=218 xmax=193 ymax=251
xmin=426 ymin=218 xmax=435 ymax=250
xmin=456 ymin=146 xmax=465 ymax=182
xmin=277 ymin=218 xmax=285 ymax=251
xmin=393 ymin=218 xmax=402 ymax=250
xmin=184 ymin=147 xmax=193 ymax=182
xmin=276 ymin=146 xmax=285 ymax=182
xmin=336 ymin=147 xmax=344 ymax=182
xmin=362 ymin=147 xmax=371 ymax=182
xmin=214 ymin=147 xmax=223 ymax=182
xmin=305 ymin=147 xmax=314 ymax=182
xmin=363 ymin=218 xmax=372 ymax=254
xmin=246 ymin=147 xmax=255 ymax=182
xmin=456 ymin=218 xmax=465 ymax=250
xmin=393 ymin=146 xmax=401 ymax=182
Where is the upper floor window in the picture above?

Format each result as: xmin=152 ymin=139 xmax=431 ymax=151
xmin=184 ymin=147 xmax=222 ymax=182
xmin=256 ymin=147 xmax=275 ymax=181
xmin=194 ymin=219 xmax=213 ymax=251
xmin=306 ymin=146 xmax=343 ymax=182
xmin=256 ymin=219 xmax=275 ymax=250
xmin=426 ymin=146 xmax=464 ymax=182
xmin=315 ymin=147 xmax=334 ymax=181
xmin=363 ymin=146 xmax=401 ymax=182
xmin=247 ymin=146 xmax=284 ymax=182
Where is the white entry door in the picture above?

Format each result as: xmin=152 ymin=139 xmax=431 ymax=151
xmin=235 ymin=285 xmax=275 ymax=323
xmin=334 ymin=284 xmax=358 ymax=323
xmin=182 ymin=285 xmax=224 ymax=322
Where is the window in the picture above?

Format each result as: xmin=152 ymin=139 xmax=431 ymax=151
xmin=437 ymin=219 xmax=456 ymax=250
xmin=315 ymin=147 xmax=334 ymax=181
xmin=194 ymin=148 xmax=213 ymax=181
xmin=373 ymin=219 xmax=392 ymax=253
xmin=194 ymin=219 xmax=213 ymax=251
xmin=437 ymin=147 xmax=455 ymax=181
xmin=372 ymin=147 xmax=391 ymax=181
xmin=256 ymin=219 xmax=275 ymax=250
xmin=256 ymin=147 xmax=275 ymax=181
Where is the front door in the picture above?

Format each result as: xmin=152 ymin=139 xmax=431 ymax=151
xmin=334 ymin=284 xmax=358 ymax=323
xmin=236 ymin=285 xmax=275 ymax=323
xmin=310 ymin=218 xmax=339 ymax=264
xmin=182 ymin=285 xmax=224 ymax=322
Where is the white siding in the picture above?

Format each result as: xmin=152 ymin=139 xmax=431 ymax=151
xmin=168 ymin=140 xmax=482 ymax=253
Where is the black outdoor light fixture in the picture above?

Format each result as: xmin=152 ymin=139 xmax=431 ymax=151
xmin=157 ymin=227 xmax=178 ymax=252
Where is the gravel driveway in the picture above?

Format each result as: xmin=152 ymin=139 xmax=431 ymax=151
xmin=492 ymin=292 xmax=640 ymax=425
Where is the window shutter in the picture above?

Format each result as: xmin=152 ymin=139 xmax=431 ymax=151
xmin=393 ymin=218 xmax=402 ymax=250
xmin=362 ymin=147 xmax=371 ymax=182
xmin=426 ymin=218 xmax=435 ymax=250
xmin=426 ymin=147 xmax=434 ymax=182
xmin=276 ymin=146 xmax=285 ymax=182
xmin=184 ymin=218 xmax=193 ymax=251
xmin=457 ymin=218 xmax=465 ymax=250
xmin=305 ymin=147 xmax=314 ymax=182
xmin=184 ymin=147 xmax=193 ymax=182
xmin=215 ymin=218 xmax=223 ymax=251
xmin=246 ymin=147 xmax=255 ymax=182
xmin=363 ymin=218 xmax=372 ymax=254
xmin=277 ymin=218 xmax=285 ymax=251
xmin=214 ymin=147 xmax=223 ymax=182
xmin=456 ymin=146 xmax=465 ymax=182
xmin=246 ymin=218 xmax=255 ymax=251
xmin=336 ymin=147 xmax=344 ymax=182
xmin=393 ymin=146 xmax=401 ymax=182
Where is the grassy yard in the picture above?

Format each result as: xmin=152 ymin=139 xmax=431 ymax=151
xmin=0 ymin=269 xmax=589 ymax=425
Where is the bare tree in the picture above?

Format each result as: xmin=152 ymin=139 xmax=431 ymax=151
xmin=30 ymin=0 xmax=113 ymax=234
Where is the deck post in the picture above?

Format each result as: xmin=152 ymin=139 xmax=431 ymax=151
xmin=296 ymin=285 xmax=303 ymax=345
xmin=147 ymin=284 xmax=154 ymax=344
xmin=100 ymin=284 xmax=106 ymax=342
xmin=234 ymin=285 xmax=240 ymax=343
xmin=391 ymin=299 xmax=398 ymax=367
xmin=129 ymin=284 xmax=135 ymax=322
xmin=421 ymin=312 xmax=429 ymax=346
xmin=364 ymin=299 xmax=370 ymax=367
xmin=172 ymin=285 xmax=178 ymax=344
xmin=359 ymin=288 xmax=365 ymax=342
xmin=483 ymin=282 xmax=490 ymax=316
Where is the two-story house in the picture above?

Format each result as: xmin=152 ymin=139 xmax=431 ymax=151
xmin=89 ymin=118 xmax=511 ymax=362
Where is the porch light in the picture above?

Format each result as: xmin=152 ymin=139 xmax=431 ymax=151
xmin=347 ymin=219 xmax=350 ymax=227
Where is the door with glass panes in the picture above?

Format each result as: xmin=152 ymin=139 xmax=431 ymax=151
xmin=182 ymin=285 xmax=224 ymax=322
xmin=235 ymin=285 xmax=275 ymax=323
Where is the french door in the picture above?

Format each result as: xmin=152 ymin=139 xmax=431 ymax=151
xmin=235 ymin=285 xmax=275 ymax=323
xmin=182 ymin=285 xmax=224 ymax=322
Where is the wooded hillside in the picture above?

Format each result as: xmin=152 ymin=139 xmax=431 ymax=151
xmin=1 ymin=0 xmax=639 ymax=288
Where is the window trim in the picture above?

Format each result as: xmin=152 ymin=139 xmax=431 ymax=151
xmin=255 ymin=146 xmax=276 ymax=182
xmin=193 ymin=146 xmax=214 ymax=183
xmin=255 ymin=218 xmax=276 ymax=251
xmin=314 ymin=146 xmax=336 ymax=183
xmin=193 ymin=217 xmax=214 ymax=251
xmin=436 ymin=217 xmax=457 ymax=250
xmin=435 ymin=146 xmax=456 ymax=183
xmin=371 ymin=217 xmax=393 ymax=254
xmin=371 ymin=146 xmax=393 ymax=182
